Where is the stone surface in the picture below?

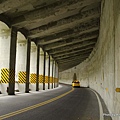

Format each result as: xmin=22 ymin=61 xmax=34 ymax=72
xmin=60 ymin=0 xmax=120 ymax=120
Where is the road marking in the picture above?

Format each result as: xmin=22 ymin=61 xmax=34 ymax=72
xmin=90 ymin=89 xmax=104 ymax=120
xmin=0 ymin=87 xmax=74 ymax=120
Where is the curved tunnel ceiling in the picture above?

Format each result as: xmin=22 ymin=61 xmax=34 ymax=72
xmin=0 ymin=0 xmax=101 ymax=71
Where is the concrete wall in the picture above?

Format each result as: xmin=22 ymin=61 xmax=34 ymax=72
xmin=59 ymin=0 xmax=120 ymax=120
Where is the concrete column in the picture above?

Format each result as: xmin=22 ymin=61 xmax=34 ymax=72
xmin=8 ymin=27 xmax=17 ymax=95
xmin=39 ymin=48 xmax=44 ymax=90
xmin=25 ymin=39 xmax=31 ymax=93
xmin=43 ymin=51 xmax=46 ymax=90
xmin=36 ymin=45 xmax=40 ymax=91
xmin=54 ymin=62 xmax=56 ymax=88
xmin=50 ymin=56 xmax=53 ymax=89
xmin=55 ymin=62 xmax=58 ymax=87
xmin=45 ymin=53 xmax=49 ymax=89
xmin=48 ymin=55 xmax=50 ymax=89
xmin=57 ymin=65 xmax=59 ymax=87
xmin=52 ymin=59 xmax=54 ymax=89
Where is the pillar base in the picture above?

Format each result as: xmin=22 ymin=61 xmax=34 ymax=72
xmin=8 ymin=93 xmax=15 ymax=95
xmin=25 ymin=91 xmax=29 ymax=93
xmin=36 ymin=89 xmax=39 ymax=91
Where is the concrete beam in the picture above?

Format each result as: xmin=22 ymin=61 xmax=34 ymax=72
xmin=57 ymin=55 xmax=88 ymax=63
xmin=30 ymin=14 xmax=99 ymax=38
xmin=59 ymin=60 xmax=81 ymax=66
xmin=55 ymin=50 xmax=92 ymax=60
xmin=12 ymin=0 xmax=100 ymax=27
xmin=37 ymin=18 xmax=99 ymax=45
xmin=44 ymin=34 xmax=98 ymax=51
xmin=0 ymin=0 xmax=33 ymax=14
xmin=59 ymin=61 xmax=81 ymax=72
xmin=38 ymin=27 xmax=99 ymax=45
xmin=29 ymin=7 xmax=100 ymax=38
xmin=49 ymin=41 xmax=96 ymax=55
xmin=53 ymin=46 xmax=93 ymax=58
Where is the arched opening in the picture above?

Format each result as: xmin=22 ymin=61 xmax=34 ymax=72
xmin=15 ymin=31 xmax=27 ymax=92
xmin=0 ymin=21 xmax=11 ymax=94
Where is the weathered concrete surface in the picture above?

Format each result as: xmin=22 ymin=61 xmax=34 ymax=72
xmin=60 ymin=0 xmax=120 ymax=120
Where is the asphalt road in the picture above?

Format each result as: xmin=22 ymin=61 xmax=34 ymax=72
xmin=0 ymin=84 xmax=101 ymax=120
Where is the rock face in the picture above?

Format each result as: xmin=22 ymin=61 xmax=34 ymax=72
xmin=60 ymin=1 xmax=120 ymax=120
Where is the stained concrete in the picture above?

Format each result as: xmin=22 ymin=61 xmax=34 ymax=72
xmin=60 ymin=0 xmax=120 ymax=120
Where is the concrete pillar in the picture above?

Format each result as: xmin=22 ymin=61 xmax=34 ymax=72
xmin=39 ymin=48 xmax=44 ymax=90
xmin=51 ymin=59 xmax=54 ymax=89
xmin=50 ymin=56 xmax=53 ymax=89
xmin=25 ymin=39 xmax=31 ymax=93
xmin=8 ymin=27 xmax=17 ymax=95
xmin=36 ymin=45 xmax=40 ymax=91
xmin=55 ymin=63 xmax=58 ymax=87
xmin=57 ymin=64 xmax=59 ymax=87
xmin=54 ymin=62 xmax=56 ymax=88
xmin=48 ymin=55 xmax=50 ymax=89
xmin=43 ymin=51 xmax=46 ymax=90
xmin=45 ymin=53 xmax=49 ymax=89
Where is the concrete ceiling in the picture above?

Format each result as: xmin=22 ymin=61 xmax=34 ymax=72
xmin=0 ymin=0 xmax=101 ymax=71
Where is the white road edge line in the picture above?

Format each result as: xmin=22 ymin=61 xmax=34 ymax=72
xmin=90 ymin=89 xmax=104 ymax=120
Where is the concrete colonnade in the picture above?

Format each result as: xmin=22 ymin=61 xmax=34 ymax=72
xmin=0 ymin=21 xmax=59 ymax=95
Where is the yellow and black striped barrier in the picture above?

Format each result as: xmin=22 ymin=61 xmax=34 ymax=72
xmin=39 ymin=75 xmax=43 ymax=83
xmin=9 ymin=69 xmax=15 ymax=83
xmin=45 ymin=76 xmax=48 ymax=83
xmin=1 ymin=68 xmax=9 ymax=83
xmin=50 ymin=77 xmax=53 ymax=83
xmin=54 ymin=78 xmax=57 ymax=83
xmin=18 ymin=71 xmax=26 ymax=83
xmin=30 ymin=73 xmax=36 ymax=84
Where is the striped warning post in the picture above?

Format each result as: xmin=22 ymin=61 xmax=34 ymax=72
xmin=1 ymin=68 xmax=9 ymax=83
xmin=30 ymin=73 xmax=36 ymax=84
xmin=18 ymin=71 xmax=26 ymax=83
xmin=39 ymin=75 xmax=43 ymax=83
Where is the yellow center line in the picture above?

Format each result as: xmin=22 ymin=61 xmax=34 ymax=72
xmin=0 ymin=87 xmax=74 ymax=120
